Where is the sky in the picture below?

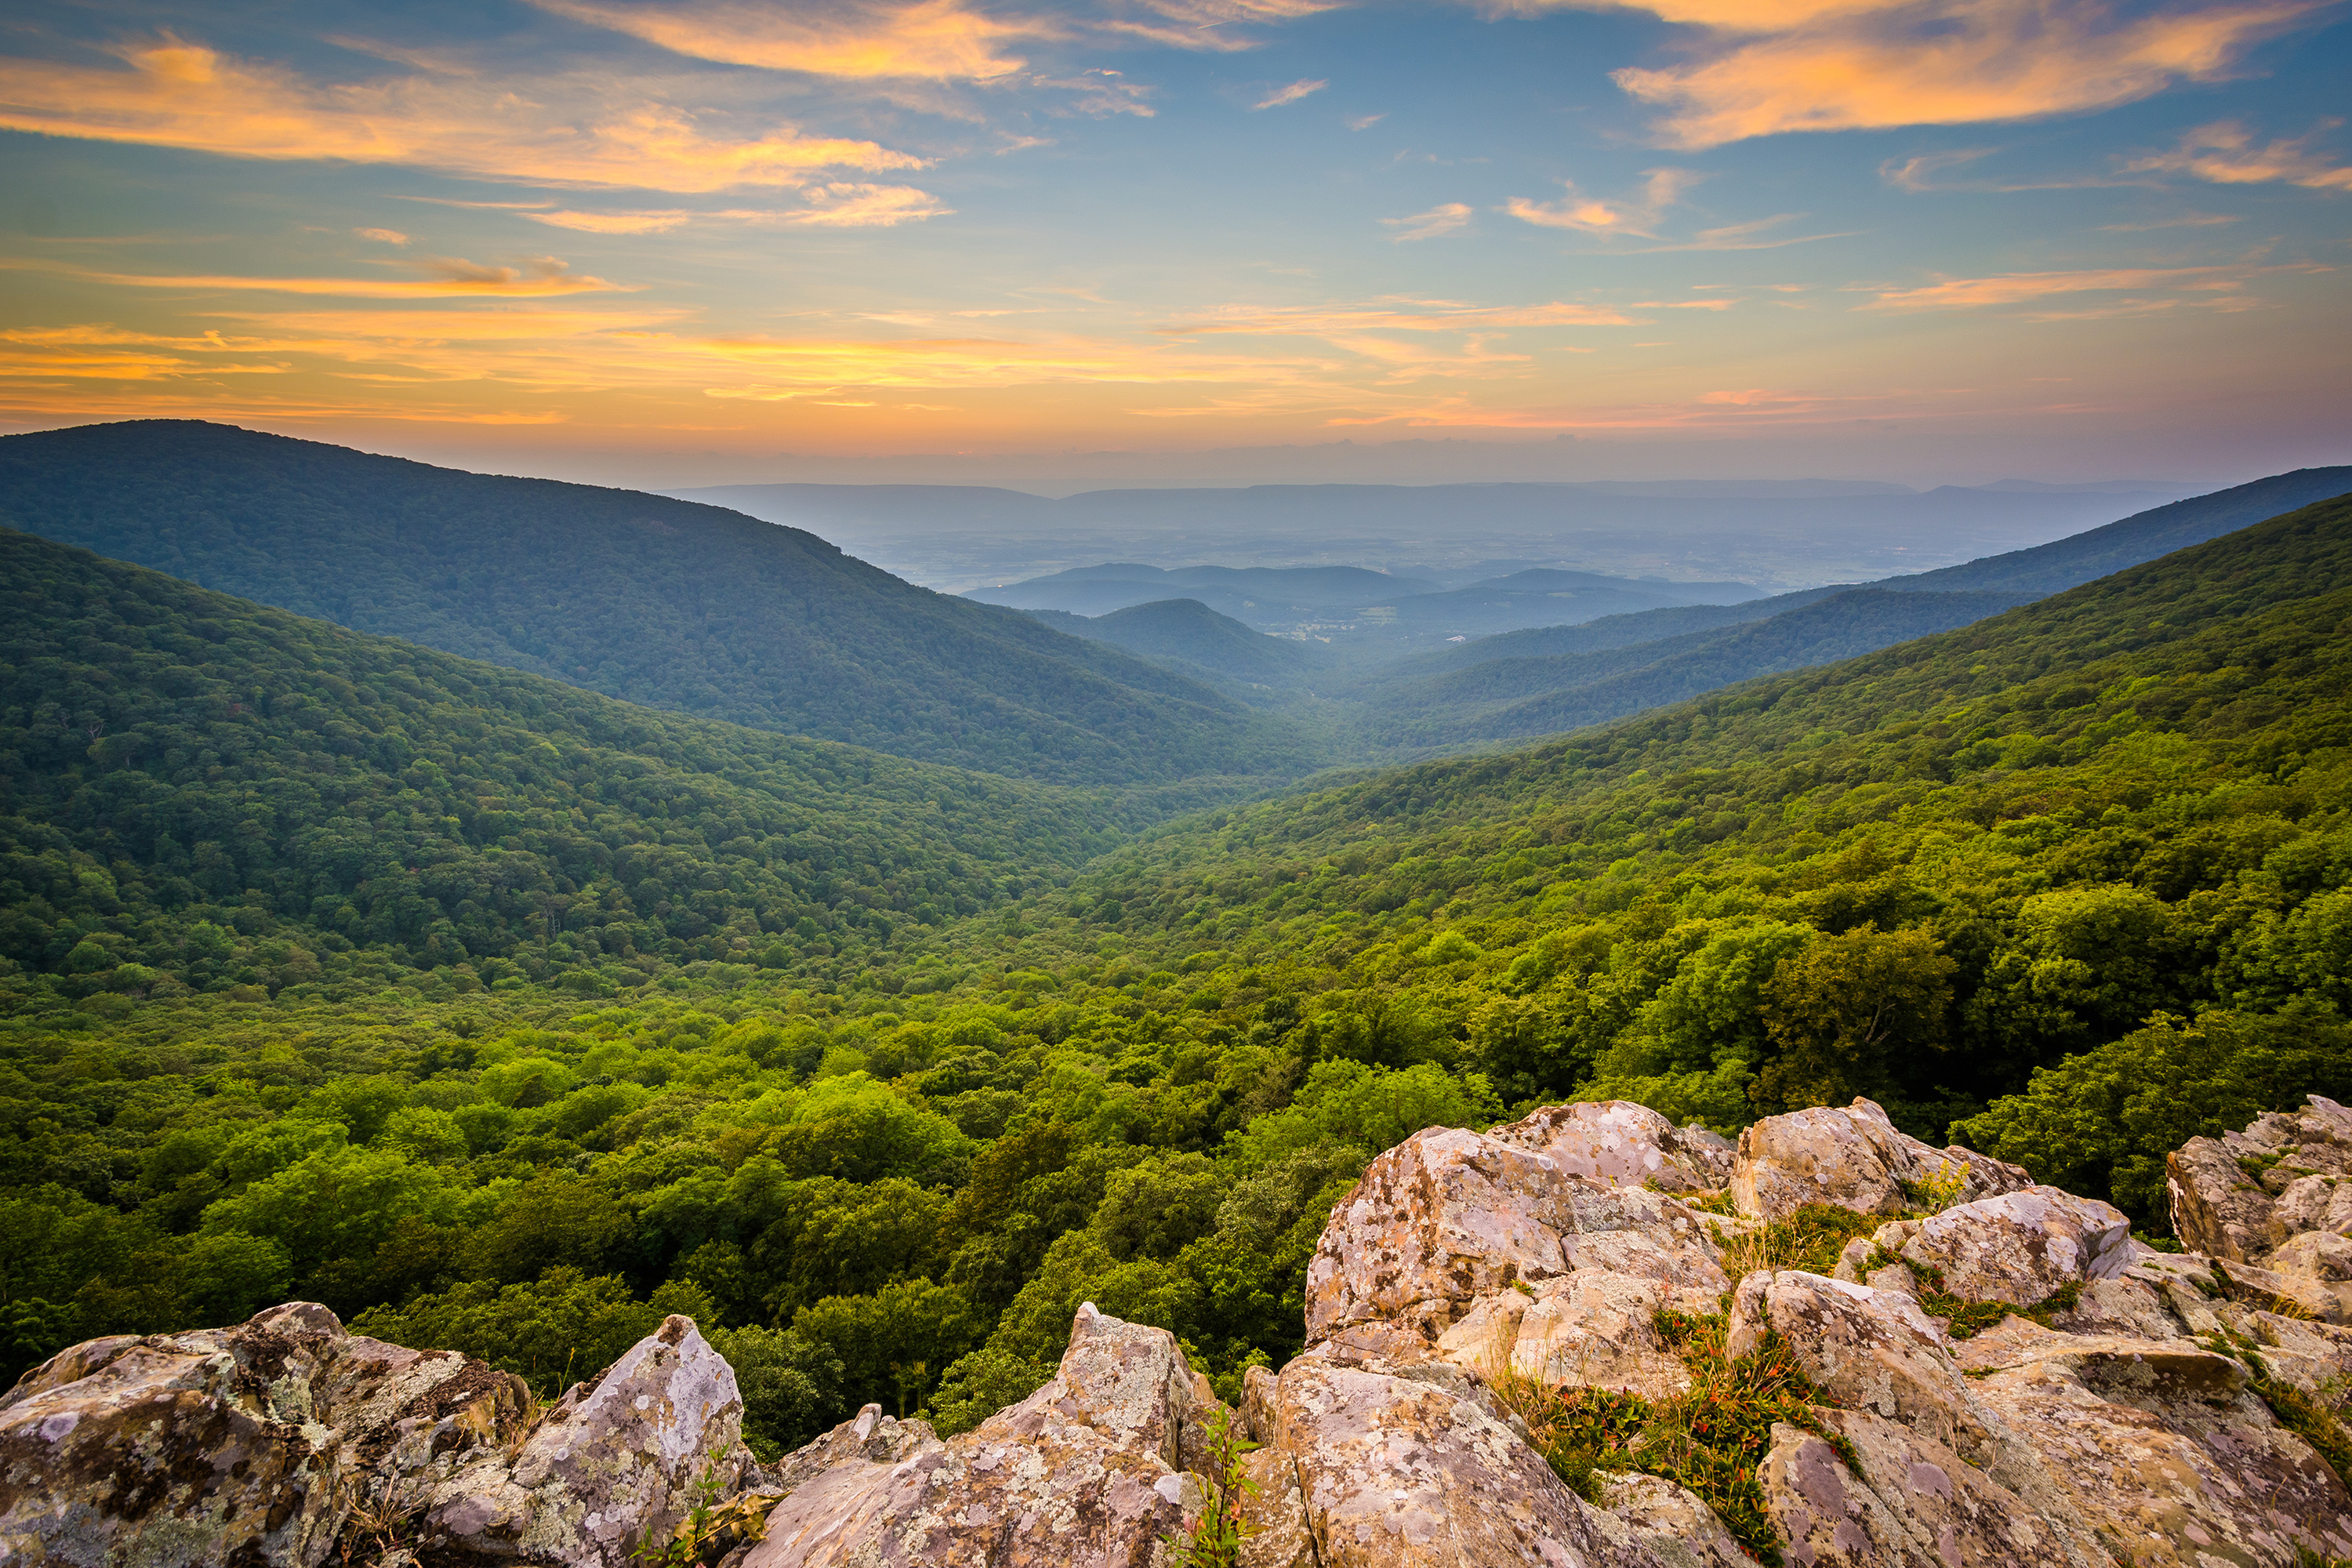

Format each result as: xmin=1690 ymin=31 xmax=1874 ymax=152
xmin=2 ymin=0 xmax=2348 ymax=491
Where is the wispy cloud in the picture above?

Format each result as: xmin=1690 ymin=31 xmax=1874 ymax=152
xmin=1381 ymin=202 xmax=1473 ymax=241
xmin=530 ymin=0 xmax=1044 ymax=81
xmin=1033 ymin=69 xmax=1156 ymax=116
xmin=0 ymin=36 xmax=924 ymax=192
xmin=1594 ymin=0 xmax=2321 ymax=149
xmin=1168 ymin=297 xmax=1641 ymax=334
xmin=1347 ymin=112 xmax=1387 ymax=130
xmin=1253 ymin=78 xmax=1328 ymax=110
xmin=1100 ymin=0 xmax=1345 ymax=52
xmin=1505 ymin=168 xmax=1703 ymax=236
xmin=1857 ymin=260 xmax=2323 ymax=312
xmin=5 ymin=255 xmax=630 ymax=299
xmin=2125 ymin=119 xmax=2352 ymax=191
xmin=354 ymin=227 xmax=411 ymax=245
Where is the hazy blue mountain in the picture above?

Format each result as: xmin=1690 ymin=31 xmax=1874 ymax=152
xmin=1363 ymin=589 xmax=2034 ymax=746
xmin=0 ymin=421 xmax=1313 ymax=789
xmin=1036 ymin=598 xmax=1335 ymax=687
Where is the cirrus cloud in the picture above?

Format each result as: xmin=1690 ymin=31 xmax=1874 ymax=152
xmin=0 ymin=36 xmax=925 ymax=191
xmin=2125 ymin=119 xmax=2352 ymax=190
xmin=528 ymin=0 xmax=1047 ymax=80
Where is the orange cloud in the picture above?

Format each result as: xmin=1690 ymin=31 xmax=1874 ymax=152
xmin=2125 ymin=120 xmax=2352 ymax=191
xmin=1505 ymin=168 xmax=1704 ymax=236
xmin=1381 ymin=202 xmax=1474 ymax=241
xmin=521 ymin=187 xmax=952 ymax=231
xmin=0 ymin=37 xmax=924 ymax=191
xmin=1858 ymin=260 xmax=2322 ymax=311
xmin=1599 ymin=0 xmax=2318 ymax=148
xmin=1171 ymin=298 xmax=1642 ymax=334
xmin=532 ymin=0 xmax=1044 ymax=80
xmin=8 ymin=256 xmax=630 ymax=299
xmin=1102 ymin=0 xmax=1345 ymax=51
xmin=1253 ymin=78 xmax=1328 ymax=109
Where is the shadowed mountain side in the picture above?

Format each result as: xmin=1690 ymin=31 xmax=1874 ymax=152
xmin=1363 ymin=589 xmax=2037 ymax=747
xmin=1366 ymin=589 xmax=1849 ymax=686
xmin=0 ymin=525 xmax=1155 ymax=988
xmin=1883 ymin=465 xmax=2352 ymax=596
xmin=1033 ymin=598 xmax=1336 ymax=687
xmin=0 ymin=421 xmax=1313 ymax=789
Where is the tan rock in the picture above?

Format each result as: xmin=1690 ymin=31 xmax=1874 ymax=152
xmin=1590 ymin=1471 xmax=1751 ymax=1568
xmin=1726 ymin=1269 xmax=1998 ymax=1461
xmin=1756 ymin=1420 xmax=1930 ymax=1566
xmin=1488 ymin=1099 xmax=1735 ymax=1194
xmin=1813 ymin=1406 xmax=2097 ymax=1567
xmin=1305 ymin=1127 xmax=1723 ymax=1349
xmin=421 ymin=1313 xmax=747 ymax=1567
xmin=742 ymin=1303 xmax=1213 ymax=1568
xmin=1262 ymin=1351 xmax=1667 ymax=1568
xmin=2168 ymin=1135 xmax=2281 ymax=1262
xmin=1731 ymin=1098 xmax=2031 ymax=1222
xmin=1896 ymin=1185 xmax=2138 ymax=1307
xmin=1503 ymin=1271 xmax=1706 ymax=1401
xmin=0 ymin=1301 xmax=521 ymax=1568
xmin=1960 ymin=1315 xmax=2352 ymax=1566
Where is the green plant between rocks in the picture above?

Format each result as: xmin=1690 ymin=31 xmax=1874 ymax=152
xmin=1163 ymin=1406 xmax=1260 ymax=1568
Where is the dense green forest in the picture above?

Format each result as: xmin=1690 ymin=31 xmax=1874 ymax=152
xmin=2 ymin=488 xmax=2348 ymax=1475
xmin=0 ymin=422 xmax=1305 ymax=788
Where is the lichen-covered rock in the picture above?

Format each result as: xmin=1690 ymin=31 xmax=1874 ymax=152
xmin=1809 ymin=1407 xmax=2097 ymax=1567
xmin=1726 ymin=1269 xmax=2000 ymax=1462
xmin=1591 ymin=1472 xmax=1751 ymax=1568
xmin=0 ymin=1301 xmax=521 ymax=1568
xmin=1896 ymin=1185 xmax=2139 ymax=1306
xmin=1732 ymin=1098 xmax=2031 ymax=1222
xmin=1305 ymin=1127 xmax=1724 ymax=1348
xmin=1488 ymin=1099 xmax=1734 ymax=1193
xmin=1957 ymin=1313 xmax=2352 ymax=1565
xmin=1262 ymin=1349 xmax=1667 ymax=1568
xmin=769 ymin=1403 xmax=931 ymax=1500
xmin=1478 ymin=1269 xmax=1708 ymax=1401
xmin=2169 ymin=1096 xmax=2352 ymax=1288
xmin=744 ymin=1303 xmax=1214 ymax=1568
xmin=420 ymin=1313 xmax=747 ymax=1567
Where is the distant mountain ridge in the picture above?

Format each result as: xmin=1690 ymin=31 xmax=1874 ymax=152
xmin=0 ymin=421 xmax=1316 ymax=789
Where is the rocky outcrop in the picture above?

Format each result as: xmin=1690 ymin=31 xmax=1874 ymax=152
xmin=0 ymin=1305 xmax=746 ymax=1568
xmin=2168 ymin=1094 xmax=2352 ymax=1318
xmin=13 ymin=1094 xmax=2352 ymax=1568
xmin=1731 ymin=1096 xmax=2033 ymax=1221
xmin=743 ymin=1301 xmax=1215 ymax=1568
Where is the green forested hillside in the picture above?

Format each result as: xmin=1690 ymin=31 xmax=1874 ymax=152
xmin=1043 ymin=598 xmax=1333 ymax=687
xmin=0 ymin=527 xmax=1152 ymax=1005
xmin=0 ymin=422 xmax=1306 ymax=787
xmin=1360 ymin=589 xmax=2032 ymax=746
xmin=3 ymin=490 xmax=2348 ymax=1472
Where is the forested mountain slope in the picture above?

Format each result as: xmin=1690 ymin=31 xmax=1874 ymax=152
xmin=1359 ymin=589 xmax=2031 ymax=746
xmin=0 ymin=527 xmax=1148 ymax=1003
xmin=0 ymin=422 xmax=1304 ymax=788
xmin=1396 ymin=466 xmax=2352 ymax=685
xmin=1039 ymin=598 xmax=1334 ymax=686
xmin=5 ymin=495 xmax=2348 ymax=1461
xmin=1350 ymin=466 xmax=2352 ymax=748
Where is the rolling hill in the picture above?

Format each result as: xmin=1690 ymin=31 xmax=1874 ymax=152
xmin=0 ymin=525 xmax=1145 ymax=999
xmin=1359 ymin=466 xmax=2352 ymax=746
xmin=0 ymin=422 xmax=1308 ymax=789
xmin=1036 ymin=597 xmax=1334 ymax=687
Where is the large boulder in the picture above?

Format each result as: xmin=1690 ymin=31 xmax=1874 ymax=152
xmin=1957 ymin=1312 xmax=2352 ymax=1565
xmin=1257 ymin=1348 xmax=1667 ymax=1568
xmin=0 ymin=1304 xmax=744 ymax=1568
xmin=1894 ymin=1185 xmax=2139 ymax=1306
xmin=0 ymin=1301 xmax=524 ymax=1568
xmin=419 ymin=1314 xmax=749 ymax=1566
xmin=2169 ymin=1094 xmax=2352 ymax=1316
xmin=1487 ymin=1100 xmax=1735 ymax=1194
xmin=1732 ymin=1098 xmax=2032 ymax=1222
xmin=1726 ymin=1270 xmax=1997 ymax=1461
xmin=744 ymin=1303 xmax=1214 ymax=1568
xmin=1305 ymin=1127 xmax=1725 ymax=1348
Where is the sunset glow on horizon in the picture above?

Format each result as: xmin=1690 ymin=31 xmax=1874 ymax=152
xmin=2 ymin=0 xmax=2347 ymax=491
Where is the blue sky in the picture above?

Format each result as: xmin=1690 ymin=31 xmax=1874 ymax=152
xmin=2 ymin=0 xmax=2347 ymax=488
